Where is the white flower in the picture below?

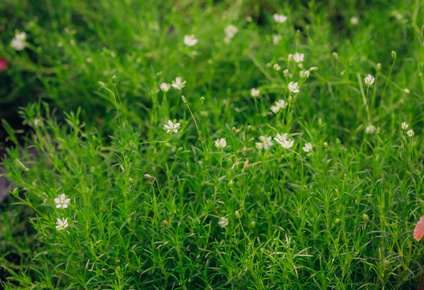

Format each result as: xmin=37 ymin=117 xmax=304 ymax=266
xmin=273 ymin=14 xmax=287 ymax=23
xmin=293 ymin=53 xmax=304 ymax=63
xmin=11 ymin=32 xmax=26 ymax=51
xmin=407 ymin=129 xmax=414 ymax=137
xmin=225 ymin=25 xmax=238 ymax=39
xmin=350 ymin=17 xmax=359 ymax=25
xmin=300 ymin=70 xmax=310 ymax=78
xmin=258 ymin=136 xmax=273 ymax=150
xmin=272 ymin=34 xmax=282 ymax=44
xmin=218 ymin=217 xmax=228 ymax=228
xmin=171 ymin=77 xmax=186 ymax=90
xmin=274 ymin=133 xmax=294 ymax=149
xmin=54 ymin=194 xmax=71 ymax=209
xmin=364 ymin=74 xmax=375 ymax=86
xmin=160 ymin=83 xmax=171 ymax=92
xmin=255 ymin=142 xmax=263 ymax=150
xmin=270 ymin=105 xmax=280 ymax=114
xmin=215 ymin=138 xmax=227 ymax=149
xmin=365 ymin=125 xmax=376 ymax=134
xmin=163 ymin=120 xmax=181 ymax=133
xmin=401 ymin=122 xmax=409 ymax=130
xmin=302 ymin=143 xmax=312 ymax=152
xmin=276 ymin=99 xmax=287 ymax=109
xmin=288 ymin=82 xmax=300 ymax=93
xmin=251 ymin=88 xmax=260 ymax=97
xmin=184 ymin=35 xmax=198 ymax=47
xmin=273 ymin=63 xmax=281 ymax=71
xmin=270 ymin=99 xmax=287 ymax=114
xmin=56 ymin=218 xmax=69 ymax=231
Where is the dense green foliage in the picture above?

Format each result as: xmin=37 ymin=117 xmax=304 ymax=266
xmin=1 ymin=0 xmax=424 ymax=288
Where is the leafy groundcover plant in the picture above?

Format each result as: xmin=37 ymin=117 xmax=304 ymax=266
xmin=1 ymin=0 xmax=424 ymax=289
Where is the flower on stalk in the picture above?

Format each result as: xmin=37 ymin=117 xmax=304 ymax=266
xmin=364 ymin=74 xmax=375 ymax=86
xmin=218 ymin=217 xmax=229 ymax=228
xmin=365 ymin=125 xmax=376 ymax=134
xmin=288 ymin=82 xmax=300 ymax=93
xmin=273 ymin=63 xmax=281 ymax=71
xmin=11 ymin=32 xmax=26 ymax=51
xmin=401 ymin=122 xmax=409 ymax=130
xmin=256 ymin=136 xmax=273 ymax=150
xmin=302 ymin=143 xmax=312 ymax=152
xmin=251 ymin=88 xmax=260 ymax=97
xmin=160 ymin=83 xmax=171 ymax=92
xmin=184 ymin=35 xmax=198 ymax=47
xmin=300 ymin=70 xmax=310 ymax=79
xmin=215 ymin=138 xmax=227 ymax=149
xmin=224 ymin=25 xmax=238 ymax=39
xmin=270 ymin=99 xmax=287 ymax=114
xmin=56 ymin=218 xmax=69 ymax=231
xmin=273 ymin=14 xmax=287 ymax=23
xmin=163 ymin=120 xmax=181 ymax=133
xmin=293 ymin=53 xmax=304 ymax=63
xmin=272 ymin=34 xmax=282 ymax=44
xmin=171 ymin=77 xmax=186 ymax=90
xmin=274 ymin=133 xmax=294 ymax=149
xmin=54 ymin=194 xmax=71 ymax=209
xmin=407 ymin=129 xmax=414 ymax=137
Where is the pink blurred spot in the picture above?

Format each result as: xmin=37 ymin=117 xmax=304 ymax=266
xmin=414 ymin=216 xmax=424 ymax=241
xmin=0 ymin=58 xmax=8 ymax=73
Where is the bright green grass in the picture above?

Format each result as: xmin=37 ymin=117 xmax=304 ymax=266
xmin=1 ymin=0 xmax=424 ymax=288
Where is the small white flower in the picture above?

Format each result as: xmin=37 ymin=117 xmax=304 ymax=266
xmin=259 ymin=136 xmax=273 ymax=150
xmin=407 ymin=129 xmax=414 ymax=137
xmin=163 ymin=120 xmax=181 ymax=133
xmin=215 ymin=138 xmax=227 ymax=149
xmin=273 ymin=63 xmax=281 ymax=71
xmin=255 ymin=142 xmax=264 ymax=150
xmin=160 ymin=83 xmax=171 ymax=92
xmin=276 ymin=99 xmax=287 ymax=109
xmin=401 ymin=122 xmax=409 ymax=130
xmin=184 ymin=35 xmax=198 ymax=47
xmin=280 ymin=139 xmax=294 ymax=149
xmin=251 ymin=88 xmax=260 ymax=97
xmin=293 ymin=53 xmax=304 ymax=63
xmin=274 ymin=133 xmax=294 ymax=149
xmin=270 ymin=105 xmax=280 ymax=113
xmin=288 ymin=82 xmax=300 ymax=93
xmin=350 ymin=17 xmax=359 ymax=25
xmin=225 ymin=25 xmax=238 ymax=39
xmin=171 ymin=77 xmax=186 ymax=90
xmin=273 ymin=14 xmax=287 ymax=23
xmin=272 ymin=34 xmax=282 ymax=44
xmin=56 ymin=218 xmax=69 ymax=231
xmin=11 ymin=32 xmax=26 ymax=51
xmin=300 ymin=70 xmax=310 ymax=78
xmin=218 ymin=217 xmax=229 ymax=228
xmin=365 ymin=125 xmax=376 ymax=134
xmin=364 ymin=74 xmax=375 ymax=86
xmin=54 ymin=194 xmax=71 ymax=209
xmin=302 ymin=143 xmax=312 ymax=152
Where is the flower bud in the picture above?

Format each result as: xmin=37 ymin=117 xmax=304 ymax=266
xmin=362 ymin=213 xmax=370 ymax=222
xmin=98 ymin=81 xmax=106 ymax=88
xmin=112 ymin=75 xmax=117 ymax=83
xmin=235 ymin=210 xmax=241 ymax=218
xmin=200 ymin=96 xmax=205 ymax=102
xmin=391 ymin=50 xmax=397 ymax=60
xmin=309 ymin=66 xmax=318 ymax=71
xmin=283 ymin=69 xmax=289 ymax=77
xmin=287 ymin=54 xmax=293 ymax=62
xmin=376 ymin=63 xmax=381 ymax=72
xmin=181 ymin=95 xmax=187 ymax=104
